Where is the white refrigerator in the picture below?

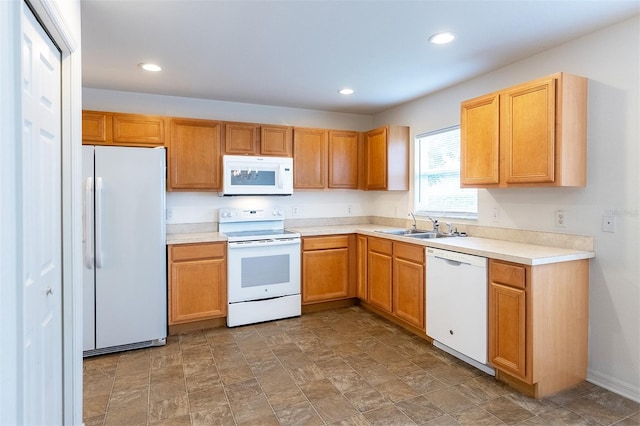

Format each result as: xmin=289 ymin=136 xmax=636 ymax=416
xmin=82 ymin=145 xmax=167 ymax=356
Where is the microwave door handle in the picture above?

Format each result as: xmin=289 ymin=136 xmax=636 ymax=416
xmin=279 ymin=165 xmax=284 ymax=189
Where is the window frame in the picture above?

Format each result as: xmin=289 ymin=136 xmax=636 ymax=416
xmin=414 ymin=125 xmax=478 ymax=220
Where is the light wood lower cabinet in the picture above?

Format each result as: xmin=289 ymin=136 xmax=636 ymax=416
xmin=488 ymin=258 xmax=589 ymax=398
xmin=392 ymin=243 xmax=425 ymax=330
xmin=367 ymin=237 xmax=393 ymax=312
xmin=364 ymin=237 xmax=425 ymax=332
xmin=301 ymin=235 xmax=355 ymax=304
xmin=168 ymin=242 xmax=227 ymax=325
xmin=356 ymin=235 xmax=368 ymax=300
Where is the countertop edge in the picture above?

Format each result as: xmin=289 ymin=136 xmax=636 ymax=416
xmin=166 ymin=224 xmax=596 ymax=266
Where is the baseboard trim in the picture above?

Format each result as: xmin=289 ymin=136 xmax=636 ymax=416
xmin=587 ymin=368 xmax=640 ymax=403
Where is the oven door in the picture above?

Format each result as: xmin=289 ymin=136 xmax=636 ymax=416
xmin=227 ymin=238 xmax=301 ymax=303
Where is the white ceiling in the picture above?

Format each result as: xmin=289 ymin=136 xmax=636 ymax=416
xmin=81 ymin=0 xmax=639 ymax=115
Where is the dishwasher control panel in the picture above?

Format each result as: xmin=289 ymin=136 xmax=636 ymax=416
xmin=426 ymin=247 xmax=486 ymax=267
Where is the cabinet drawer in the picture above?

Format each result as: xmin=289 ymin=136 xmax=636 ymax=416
xmin=368 ymin=237 xmax=393 ymax=255
xmin=170 ymin=243 xmax=225 ymax=261
xmin=490 ymin=260 xmax=525 ymax=289
xmin=394 ymin=242 xmax=424 ymax=264
xmin=303 ymin=235 xmax=349 ymax=251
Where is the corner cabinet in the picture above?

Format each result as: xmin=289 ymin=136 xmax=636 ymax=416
xmin=488 ymin=258 xmax=589 ymax=398
xmin=461 ymin=73 xmax=587 ymax=188
xmin=301 ymin=235 xmax=355 ymax=304
xmin=364 ymin=125 xmax=410 ymax=190
xmin=168 ymin=242 xmax=227 ymax=325
xmin=168 ymin=118 xmax=222 ymax=191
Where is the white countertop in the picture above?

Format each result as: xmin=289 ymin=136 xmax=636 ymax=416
xmin=167 ymin=223 xmax=595 ymax=266
xmin=289 ymin=225 xmax=595 ymax=266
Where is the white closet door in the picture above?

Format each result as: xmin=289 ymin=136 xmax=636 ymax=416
xmin=21 ymin=5 xmax=63 ymax=424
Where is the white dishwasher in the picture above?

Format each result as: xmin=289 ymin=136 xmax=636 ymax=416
xmin=426 ymin=247 xmax=494 ymax=375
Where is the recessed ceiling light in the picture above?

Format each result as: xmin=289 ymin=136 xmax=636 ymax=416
xmin=138 ymin=63 xmax=162 ymax=72
xmin=338 ymin=88 xmax=354 ymax=95
xmin=428 ymin=32 xmax=455 ymax=45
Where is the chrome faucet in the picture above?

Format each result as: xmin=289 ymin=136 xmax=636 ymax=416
xmin=427 ymin=216 xmax=439 ymax=233
xmin=409 ymin=212 xmax=417 ymax=230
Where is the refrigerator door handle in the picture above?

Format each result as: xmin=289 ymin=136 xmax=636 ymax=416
xmin=83 ymin=177 xmax=94 ymax=269
xmin=95 ymin=176 xmax=104 ymax=269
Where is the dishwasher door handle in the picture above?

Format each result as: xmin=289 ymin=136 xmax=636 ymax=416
xmin=434 ymin=255 xmax=470 ymax=267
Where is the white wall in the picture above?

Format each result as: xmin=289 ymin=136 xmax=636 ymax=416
xmin=374 ymin=16 xmax=640 ymax=401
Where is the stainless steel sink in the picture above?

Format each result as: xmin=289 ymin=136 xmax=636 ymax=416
xmin=375 ymin=228 xmax=431 ymax=236
xmin=375 ymin=229 xmax=451 ymax=239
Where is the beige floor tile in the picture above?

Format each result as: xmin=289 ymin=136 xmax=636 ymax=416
xmin=148 ymin=394 xmax=190 ymax=424
xmin=311 ymin=394 xmax=359 ymax=423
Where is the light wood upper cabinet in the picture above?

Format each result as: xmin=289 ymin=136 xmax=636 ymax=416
xmin=82 ymin=110 xmax=167 ymax=147
xmin=301 ymin=235 xmax=355 ymax=304
xmin=261 ymin=125 xmax=292 ymax=156
xmin=223 ymin=122 xmax=292 ymax=156
xmin=364 ymin=125 xmax=410 ymax=190
xmin=328 ymin=130 xmax=359 ymax=189
xmin=168 ymin=118 xmax=222 ymax=191
xmin=224 ymin=122 xmax=257 ymax=155
xmin=168 ymin=243 xmax=227 ymax=325
xmin=460 ymin=94 xmax=500 ymax=185
xmin=293 ymin=127 xmax=328 ymax=189
xmin=82 ymin=111 xmax=111 ymax=143
xmin=488 ymin=258 xmax=589 ymax=398
xmin=461 ymin=73 xmax=587 ymax=188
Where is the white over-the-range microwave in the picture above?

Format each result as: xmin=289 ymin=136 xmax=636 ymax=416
xmin=221 ymin=155 xmax=294 ymax=196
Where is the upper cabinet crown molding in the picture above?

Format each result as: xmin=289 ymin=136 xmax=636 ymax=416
xmin=461 ymin=72 xmax=587 ymax=188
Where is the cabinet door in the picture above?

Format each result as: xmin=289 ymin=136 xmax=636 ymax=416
xmin=392 ymin=243 xmax=425 ymax=330
xmin=489 ymin=261 xmax=527 ymax=379
xmin=502 ymin=77 xmax=556 ymax=184
xmin=365 ymin=127 xmax=388 ymax=189
xmin=169 ymin=243 xmax=227 ymax=325
xmin=82 ymin=110 xmax=111 ymax=144
xmin=460 ymin=93 xmax=500 ymax=186
xmin=302 ymin=248 xmax=349 ymax=303
xmin=328 ymin=130 xmax=359 ymax=189
xmin=168 ymin=118 xmax=222 ymax=190
xmin=356 ymin=235 xmax=368 ymax=300
xmin=112 ymin=113 xmax=166 ymax=146
xmin=260 ymin=125 xmax=292 ymax=157
xmin=224 ymin=122 xmax=257 ymax=154
xmin=367 ymin=238 xmax=393 ymax=312
xmin=293 ymin=128 xmax=328 ymax=189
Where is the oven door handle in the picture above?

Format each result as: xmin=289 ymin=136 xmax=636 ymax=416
xmin=228 ymin=238 xmax=301 ymax=249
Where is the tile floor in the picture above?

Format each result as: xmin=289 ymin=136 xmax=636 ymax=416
xmin=83 ymin=306 xmax=640 ymax=426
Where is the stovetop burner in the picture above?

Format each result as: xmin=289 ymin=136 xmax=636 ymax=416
xmin=218 ymin=207 xmax=300 ymax=242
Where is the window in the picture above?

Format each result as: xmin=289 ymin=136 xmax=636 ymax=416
xmin=415 ymin=126 xmax=477 ymax=218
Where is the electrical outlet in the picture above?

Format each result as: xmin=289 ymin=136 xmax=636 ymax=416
xmin=292 ymin=206 xmax=300 ymax=216
xmin=555 ymin=210 xmax=566 ymax=228
xmin=602 ymin=215 xmax=616 ymax=233
xmin=491 ymin=207 xmax=500 ymax=222
xmin=166 ymin=208 xmax=173 ymax=221
xmin=347 ymin=205 xmax=353 ymax=215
